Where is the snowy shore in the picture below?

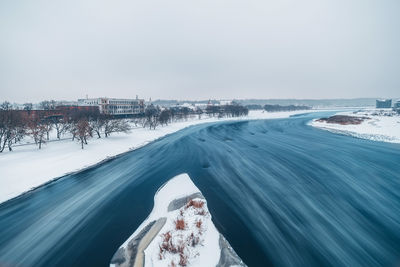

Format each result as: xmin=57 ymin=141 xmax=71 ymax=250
xmin=310 ymin=109 xmax=400 ymax=144
xmin=110 ymin=173 xmax=245 ymax=267
xmin=0 ymin=109 xmax=319 ymax=204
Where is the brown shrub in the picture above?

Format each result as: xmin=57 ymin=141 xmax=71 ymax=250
xmin=179 ymin=253 xmax=188 ymax=266
xmin=196 ymin=209 xmax=207 ymax=216
xmin=175 ymin=218 xmax=186 ymax=230
xmin=195 ymin=219 xmax=202 ymax=229
xmin=162 ymin=231 xmax=172 ymax=243
xmin=161 ymin=241 xmax=177 ymax=254
xmin=186 ymin=199 xmax=204 ymax=209
xmin=160 ymin=231 xmax=177 ymax=253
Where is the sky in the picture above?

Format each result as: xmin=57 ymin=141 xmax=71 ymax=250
xmin=0 ymin=0 xmax=399 ymax=103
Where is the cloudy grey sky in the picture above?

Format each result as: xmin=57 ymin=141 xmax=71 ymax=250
xmin=1 ymin=0 xmax=399 ymax=103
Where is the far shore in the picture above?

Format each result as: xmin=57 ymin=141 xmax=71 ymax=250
xmin=310 ymin=109 xmax=400 ymax=144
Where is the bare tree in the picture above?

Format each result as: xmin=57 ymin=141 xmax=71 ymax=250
xmin=196 ymin=107 xmax=203 ymax=120
xmin=0 ymin=109 xmax=9 ymax=152
xmin=0 ymin=103 xmax=26 ymax=152
xmin=182 ymin=107 xmax=190 ymax=121
xmin=104 ymin=119 xmax=131 ymax=137
xmin=1 ymin=101 xmax=12 ymax=111
xmin=50 ymin=115 xmax=69 ymax=139
xmin=144 ymin=105 xmax=160 ymax=130
xmin=42 ymin=119 xmax=53 ymax=140
xmin=74 ymin=119 xmax=91 ymax=149
xmin=206 ymin=105 xmax=220 ymax=117
xmin=137 ymin=117 xmax=147 ymax=128
xmin=70 ymin=123 xmax=77 ymax=141
xmin=39 ymin=100 xmax=57 ymax=110
xmin=6 ymin=111 xmax=25 ymax=151
xmin=131 ymin=117 xmax=144 ymax=128
xmin=89 ymin=114 xmax=105 ymax=138
xmin=27 ymin=118 xmax=47 ymax=149
xmin=159 ymin=109 xmax=171 ymax=126
xmin=23 ymin=103 xmax=33 ymax=111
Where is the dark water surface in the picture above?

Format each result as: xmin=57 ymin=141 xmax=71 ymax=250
xmin=1 ymin=112 xmax=400 ymax=267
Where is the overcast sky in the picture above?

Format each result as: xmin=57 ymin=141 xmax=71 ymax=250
xmin=1 ymin=0 xmax=399 ymax=103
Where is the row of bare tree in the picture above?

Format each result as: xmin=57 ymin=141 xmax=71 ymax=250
xmin=0 ymin=102 xmax=25 ymax=152
xmin=0 ymin=101 xmax=249 ymax=152
xmin=135 ymin=103 xmax=249 ymax=130
xmin=0 ymin=102 xmax=131 ymax=151
xmin=205 ymin=104 xmax=249 ymax=118
xmin=70 ymin=115 xmax=131 ymax=149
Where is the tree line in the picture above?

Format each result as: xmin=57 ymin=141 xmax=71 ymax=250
xmin=133 ymin=103 xmax=248 ymax=129
xmin=0 ymin=101 xmax=249 ymax=152
xmin=0 ymin=102 xmax=130 ymax=151
xmin=205 ymin=103 xmax=249 ymax=118
xmin=263 ymin=104 xmax=311 ymax=112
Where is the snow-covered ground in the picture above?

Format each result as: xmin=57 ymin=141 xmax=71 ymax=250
xmin=110 ymin=173 xmax=245 ymax=267
xmin=310 ymin=109 xmax=400 ymax=143
xmin=0 ymin=109 xmax=319 ymax=204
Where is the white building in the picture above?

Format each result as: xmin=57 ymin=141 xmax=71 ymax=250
xmin=78 ymin=97 xmax=145 ymax=115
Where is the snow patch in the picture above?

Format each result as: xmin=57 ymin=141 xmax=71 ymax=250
xmin=310 ymin=109 xmax=400 ymax=144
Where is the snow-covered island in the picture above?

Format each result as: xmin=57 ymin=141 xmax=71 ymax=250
xmin=310 ymin=109 xmax=400 ymax=143
xmin=110 ymin=173 xmax=245 ymax=267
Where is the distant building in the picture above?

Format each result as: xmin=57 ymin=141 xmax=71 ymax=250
xmin=376 ymin=99 xmax=392 ymax=108
xmin=78 ymin=97 xmax=145 ymax=116
xmin=56 ymin=105 xmax=100 ymax=113
xmin=394 ymin=100 xmax=400 ymax=109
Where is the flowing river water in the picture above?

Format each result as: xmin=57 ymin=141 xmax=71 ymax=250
xmin=0 ymin=112 xmax=399 ymax=266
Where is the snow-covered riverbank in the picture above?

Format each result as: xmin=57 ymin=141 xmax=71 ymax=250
xmin=110 ymin=173 xmax=245 ymax=267
xmin=0 ymin=109 xmax=318 ymax=204
xmin=310 ymin=109 xmax=400 ymax=144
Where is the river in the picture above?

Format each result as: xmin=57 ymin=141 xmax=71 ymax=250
xmin=0 ymin=112 xmax=399 ymax=266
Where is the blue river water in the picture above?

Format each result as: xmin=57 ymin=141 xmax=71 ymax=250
xmin=0 ymin=112 xmax=400 ymax=267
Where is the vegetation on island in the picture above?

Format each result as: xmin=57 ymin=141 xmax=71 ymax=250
xmin=316 ymin=115 xmax=370 ymax=125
